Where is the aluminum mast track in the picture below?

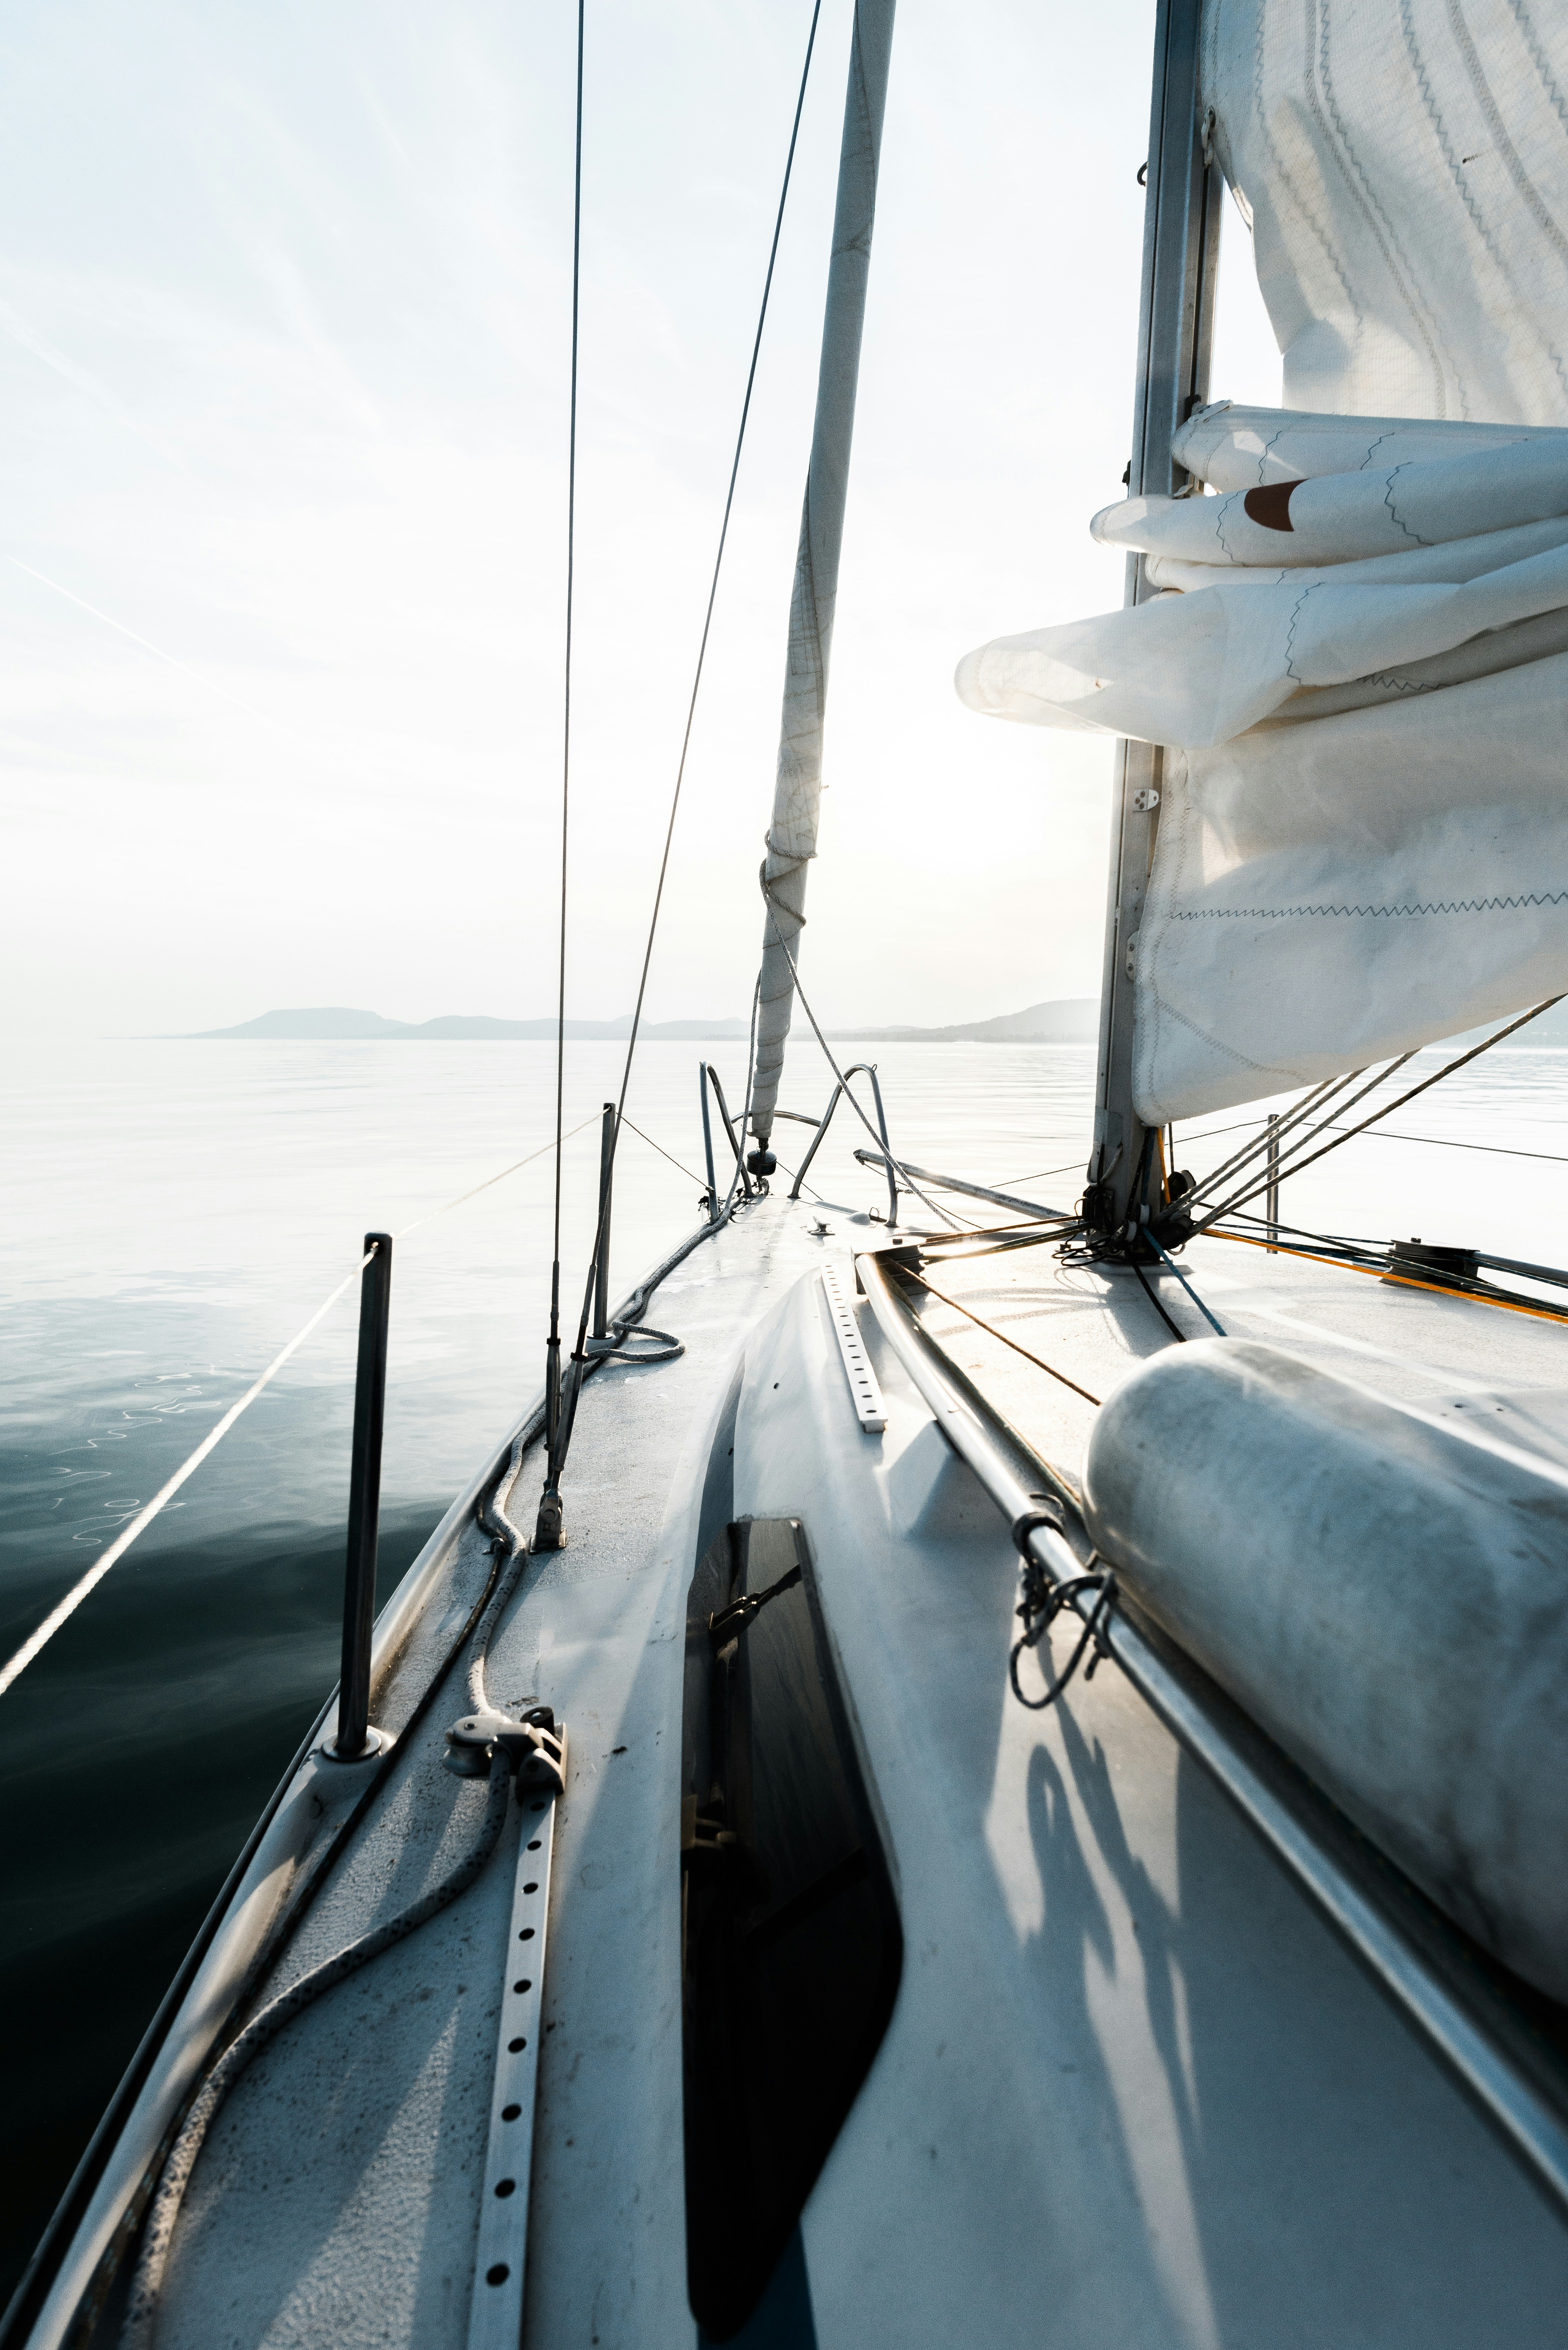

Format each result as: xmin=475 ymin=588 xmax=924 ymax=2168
xmin=750 ymin=0 xmax=895 ymax=1148
xmin=1091 ymin=0 xmax=1220 ymax=1226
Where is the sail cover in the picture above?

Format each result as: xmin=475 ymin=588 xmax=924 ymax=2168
xmin=957 ymin=0 xmax=1568 ymax=1123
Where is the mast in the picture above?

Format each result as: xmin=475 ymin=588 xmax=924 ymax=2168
xmin=748 ymin=0 xmax=896 ymax=1151
xmin=1088 ymin=0 xmax=1220 ymax=1231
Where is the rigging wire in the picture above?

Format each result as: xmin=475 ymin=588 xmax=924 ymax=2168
xmin=758 ymin=875 xmax=965 ymax=1230
xmin=1207 ymin=1226 xmax=1568 ymax=1326
xmin=1200 ymin=1198 xmax=1568 ymax=1313
xmin=1132 ymin=1259 xmax=1187 ymax=1343
xmin=1198 ymin=1055 xmax=1424 ymax=1208
xmin=538 ymin=3 xmax=828 ymax=1518
xmin=922 ymin=1220 xmax=1087 ymax=1263
xmin=1186 ymin=1066 xmax=1381 ymax=1206
xmin=1140 ymin=1227 xmax=1226 ymax=1335
xmin=996 ymin=1157 xmax=1095 ymax=1188
xmin=1215 ymin=1204 xmax=1393 ymax=1254
xmin=542 ymin=0 xmax=588 ymax=1503
xmin=619 ymin=1116 xmax=708 ymax=1191
xmin=1191 ymin=996 xmax=1565 ymax=1233
xmin=899 ymin=1268 xmax=1102 ymax=1404
xmin=591 ymin=0 xmax=823 ymax=1146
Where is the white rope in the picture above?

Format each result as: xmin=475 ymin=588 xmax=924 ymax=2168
xmin=395 ymin=1113 xmax=598 ymax=1237
xmin=0 ymin=1253 xmax=372 ymax=1698
xmin=0 ymin=1111 xmax=608 ymax=1699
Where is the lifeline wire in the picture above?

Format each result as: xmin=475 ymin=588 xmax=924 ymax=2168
xmin=543 ymin=0 xmax=588 ymax=1493
xmin=1183 ymin=1114 xmax=1568 ymax=1170
xmin=1191 ymin=1055 xmax=1419 ymax=1212
xmin=997 ymin=1157 xmax=1096 ymax=1188
xmin=619 ymin=1116 xmax=707 ymax=1191
xmin=398 ymin=1112 xmax=599 ymax=1236
xmin=0 ymin=1116 xmax=600 ymax=1699
xmin=548 ymin=3 xmax=827 ymax=1466
xmin=1186 ymin=1067 xmax=1377 ymax=1206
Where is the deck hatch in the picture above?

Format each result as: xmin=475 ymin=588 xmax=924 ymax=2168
xmin=681 ymin=1516 xmax=901 ymax=2340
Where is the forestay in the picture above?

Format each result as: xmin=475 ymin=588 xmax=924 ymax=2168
xmin=956 ymin=0 xmax=1568 ymax=1123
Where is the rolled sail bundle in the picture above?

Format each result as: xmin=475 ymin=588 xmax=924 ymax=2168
xmin=956 ymin=403 xmax=1568 ymax=1120
xmin=1169 ymin=406 xmax=1565 ymax=495
xmin=1093 ymin=433 xmax=1568 ymax=574
xmin=1081 ymin=1338 xmax=1568 ymax=2005
xmin=955 ymin=528 xmax=1568 ymax=748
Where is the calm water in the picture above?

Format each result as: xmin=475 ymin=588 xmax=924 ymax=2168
xmin=3 ymin=1030 xmax=1566 ymax=2297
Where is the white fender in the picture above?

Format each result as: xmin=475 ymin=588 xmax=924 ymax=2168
xmin=1083 ymin=1339 xmax=1568 ymax=2002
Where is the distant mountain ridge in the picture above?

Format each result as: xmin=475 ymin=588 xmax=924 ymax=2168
xmin=833 ymin=999 xmax=1098 ymax=1043
xmin=185 ymin=1000 xmax=1102 ymax=1044
xmin=187 ymin=1008 xmax=752 ymax=1042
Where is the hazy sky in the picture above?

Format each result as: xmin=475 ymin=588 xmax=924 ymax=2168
xmin=1 ymin=0 xmax=1281 ymax=1038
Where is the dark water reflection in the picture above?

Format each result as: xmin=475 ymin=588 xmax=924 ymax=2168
xmin=0 ymin=1497 xmax=438 ymax=2304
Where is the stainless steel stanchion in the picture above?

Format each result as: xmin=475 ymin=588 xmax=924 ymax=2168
xmin=593 ymin=1102 xmax=615 ymax=1341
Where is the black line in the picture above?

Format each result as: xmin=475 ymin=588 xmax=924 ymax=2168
xmin=1133 ymin=1259 xmax=1187 ymax=1342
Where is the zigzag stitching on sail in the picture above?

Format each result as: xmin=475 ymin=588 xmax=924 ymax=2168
xmin=1282 ymin=580 xmax=1315 ymax=679
xmin=1170 ymin=889 xmax=1568 ymax=919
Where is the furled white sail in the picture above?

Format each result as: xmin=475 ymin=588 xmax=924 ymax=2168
xmin=958 ymin=419 xmax=1568 ymax=746
xmin=960 ymin=407 xmax=1568 ymax=1119
xmin=956 ymin=0 xmax=1568 ymax=1123
xmin=1201 ymin=0 xmax=1568 ymax=426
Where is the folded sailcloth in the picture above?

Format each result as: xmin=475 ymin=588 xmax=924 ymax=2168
xmin=957 ymin=404 xmax=1568 ymax=1123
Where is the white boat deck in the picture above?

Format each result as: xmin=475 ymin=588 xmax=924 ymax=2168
xmin=40 ymin=1192 xmax=1568 ymax=2348
xmin=141 ymin=1197 xmax=838 ymax=2350
xmin=905 ymin=1221 xmax=1568 ymax=1501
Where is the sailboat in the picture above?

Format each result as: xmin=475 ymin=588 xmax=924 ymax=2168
xmin=9 ymin=0 xmax=1568 ymax=2341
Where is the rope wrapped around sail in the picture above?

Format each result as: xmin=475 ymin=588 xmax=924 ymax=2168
xmin=754 ymin=494 xmax=827 ymax=1123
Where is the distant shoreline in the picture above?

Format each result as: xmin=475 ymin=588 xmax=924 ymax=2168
xmin=163 ymin=1000 xmax=1103 ymax=1047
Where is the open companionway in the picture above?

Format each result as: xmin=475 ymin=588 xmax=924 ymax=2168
xmin=681 ymin=1515 xmax=901 ymax=2340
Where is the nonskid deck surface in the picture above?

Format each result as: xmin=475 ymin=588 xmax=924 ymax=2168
xmin=60 ymin=1194 xmax=1568 ymax=2348
xmin=903 ymin=1222 xmax=1568 ymax=1495
xmin=124 ymin=1193 xmax=833 ymax=2350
